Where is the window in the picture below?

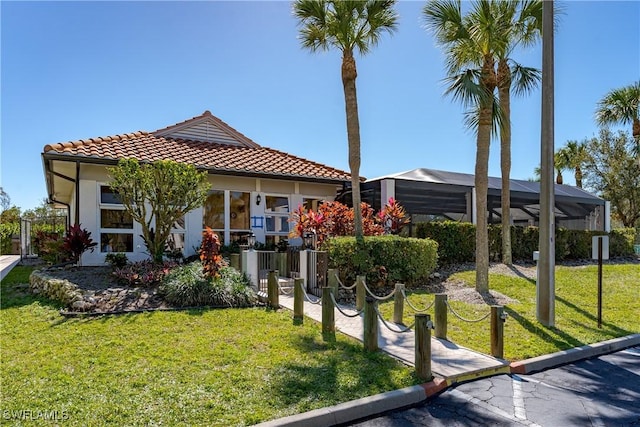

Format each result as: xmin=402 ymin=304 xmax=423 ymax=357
xmin=99 ymin=185 xmax=134 ymax=253
xmin=202 ymin=190 xmax=251 ymax=244
xmin=265 ymin=195 xmax=289 ymax=234
xmin=203 ymin=190 xmax=224 ymax=230
xmin=166 ymin=216 xmax=186 ymax=252
xmin=303 ymin=198 xmax=324 ymax=211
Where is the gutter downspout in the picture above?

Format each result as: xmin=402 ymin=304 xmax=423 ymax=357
xmin=75 ymin=161 xmax=80 ymax=226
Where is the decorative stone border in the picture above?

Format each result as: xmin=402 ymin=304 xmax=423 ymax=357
xmin=29 ymin=270 xmax=95 ymax=311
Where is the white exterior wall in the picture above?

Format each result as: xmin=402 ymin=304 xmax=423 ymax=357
xmin=73 ymin=164 xmax=341 ymax=265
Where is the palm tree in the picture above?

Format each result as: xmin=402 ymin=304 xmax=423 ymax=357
xmin=423 ymin=0 xmax=504 ymax=293
xmin=494 ymin=0 xmax=542 ymax=265
xmin=555 ymin=140 xmax=588 ymax=188
xmin=595 ymin=81 xmax=640 ymax=155
xmin=293 ymin=0 xmax=398 ymax=243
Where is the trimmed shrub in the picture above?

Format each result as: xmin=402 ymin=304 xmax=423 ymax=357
xmin=160 ymin=262 xmax=257 ymax=307
xmin=105 ymin=253 xmax=129 ymax=269
xmin=416 ymin=221 xmax=475 ymax=265
xmin=416 ymin=221 xmax=635 ymax=263
xmin=610 ymin=228 xmax=636 ymax=257
xmin=323 ymin=235 xmax=438 ymax=288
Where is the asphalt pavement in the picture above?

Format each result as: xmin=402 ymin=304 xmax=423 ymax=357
xmin=350 ymin=346 xmax=640 ymax=427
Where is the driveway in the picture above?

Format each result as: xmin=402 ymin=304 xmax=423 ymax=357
xmin=351 ymin=346 xmax=640 ymax=426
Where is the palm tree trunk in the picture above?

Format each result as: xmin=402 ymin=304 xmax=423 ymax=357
xmin=498 ymin=59 xmax=512 ymax=265
xmin=341 ymin=50 xmax=364 ymax=243
xmin=475 ymin=103 xmax=492 ymax=294
xmin=574 ymin=166 xmax=583 ymax=188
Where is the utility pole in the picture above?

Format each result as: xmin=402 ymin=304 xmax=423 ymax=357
xmin=538 ymin=0 xmax=555 ymax=327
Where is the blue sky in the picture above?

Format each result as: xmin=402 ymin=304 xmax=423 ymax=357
xmin=1 ymin=1 xmax=638 ymax=211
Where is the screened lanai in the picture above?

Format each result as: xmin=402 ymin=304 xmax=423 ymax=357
xmin=338 ymin=168 xmax=609 ymax=232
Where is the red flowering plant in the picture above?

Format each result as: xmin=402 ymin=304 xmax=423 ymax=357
xmin=378 ymin=197 xmax=411 ymax=235
xmin=200 ymin=227 xmax=224 ymax=279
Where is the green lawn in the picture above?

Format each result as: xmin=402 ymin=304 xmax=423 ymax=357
xmin=378 ymin=263 xmax=640 ymax=360
xmin=0 ymin=266 xmax=417 ymax=426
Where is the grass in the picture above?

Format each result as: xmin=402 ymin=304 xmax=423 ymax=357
xmin=1 ymin=266 xmax=417 ymax=426
xmin=378 ymin=263 xmax=640 ymax=360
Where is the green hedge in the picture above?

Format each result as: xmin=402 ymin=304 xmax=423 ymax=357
xmin=416 ymin=221 xmax=636 ymax=263
xmin=0 ymin=222 xmax=19 ymax=254
xmin=323 ymin=235 xmax=438 ymax=288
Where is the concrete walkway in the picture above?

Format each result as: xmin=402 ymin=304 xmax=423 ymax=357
xmin=277 ymin=290 xmax=509 ymax=383
xmin=0 ymin=255 xmax=21 ymax=281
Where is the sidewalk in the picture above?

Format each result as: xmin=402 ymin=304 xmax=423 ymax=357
xmin=278 ymin=291 xmax=509 ymax=382
xmin=0 ymin=255 xmax=21 ymax=281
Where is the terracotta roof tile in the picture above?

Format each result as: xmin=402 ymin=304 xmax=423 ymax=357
xmin=44 ymin=131 xmax=351 ymax=183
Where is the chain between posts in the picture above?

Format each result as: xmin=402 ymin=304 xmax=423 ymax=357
xmin=400 ymin=288 xmax=435 ymax=313
xmin=373 ymin=305 xmax=415 ymax=333
xmin=276 ymin=280 xmax=295 ymax=296
xmin=299 ymin=285 xmax=322 ymax=305
xmin=328 ymin=291 xmax=364 ymax=318
xmin=334 ymin=272 xmax=358 ymax=290
xmin=445 ymin=300 xmax=491 ymax=323
xmin=362 ymin=279 xmax=397 ymax=301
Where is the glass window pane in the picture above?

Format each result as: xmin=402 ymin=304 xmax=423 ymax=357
xmin=100 ymin=186 xmax=122 ymax=204
xmin=101 ymin=233 xmax=133 ymax=253
xmin=265 ymin=196 xmax=289 ymax=213
xmin=230 ymin=191 xmax=250 ymax=230
xmin=303 ymin=198 xmax=322 ymax=211
xmin=266 ymin=216 xmax=289 ymax=233
xmin=166 ymin=233 xmax=185 ymax=251
xmin=101 ymin=209 xmax=133 ymax=229
xmin=173 ymin=216 xmax=185 ymax=230
xmin=203 ymin=190 xmax=224 ymax=229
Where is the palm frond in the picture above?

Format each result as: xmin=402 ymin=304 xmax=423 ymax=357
xmin=509 ymin=62 xmax=541 ymax=96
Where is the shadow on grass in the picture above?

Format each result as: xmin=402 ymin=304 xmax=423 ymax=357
xmin=504 ymin=307 xmax=586 ymax=351
xmin=555 ymin=294 xmax=632 ymax=336
xmin=266 ymin=333 xmax=416 ymax=410
xmin=1 ymin=266 xmax=64 ymax=312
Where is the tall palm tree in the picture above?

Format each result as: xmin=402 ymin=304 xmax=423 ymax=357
xmin=556 ymin=140 xmax=588 ymax=188
xmin=595 ymin=81 xmax=640 ymax=155
xmin=293 ymin=0 xmax=398 ymax=243
xmin=423 ymin=0 xmax=504 ymax=293
xmin=494 ymin=0 xmax=542 ymax=266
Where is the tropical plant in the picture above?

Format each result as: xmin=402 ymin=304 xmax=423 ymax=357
xmin=200 ymin=227 xmax=224 ymax=280
xmin=423 ymin=0 xmax=505 ymax=292
xmin=555 ymin=140 xmax=589 ymax=188
xmin=62 ymin=224 xmax=98 ymax=264
xmin=595 ymin=81 xmax=640 ymax=155
xmin=105 ymin=252 xmax=129 ymax=270
xmin=293 ymin=0 xmax=398 ymax=243
xmin=494 ymin=0 xmax=543 ymax=265
xmin=583 ymin=129 xmax=640 ymax=227
xmin=108 ymin=159 xmax=210 ymax=263
xmin=113 ymin=260 xmax=178 ymax=287
xmin=378 ymin=197 xmax=410 ymax=234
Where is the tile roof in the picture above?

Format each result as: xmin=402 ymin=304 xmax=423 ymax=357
xmin=43 ymin=112 xmax=352 ymax=183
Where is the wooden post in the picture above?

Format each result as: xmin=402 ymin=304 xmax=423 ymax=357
xmin=229 ymin=253 xmax=240 ymax=270
xmin=267 ymin=270 xmax=279 ymax=309
xmin=356 ymin=275 xmax=366 ymax=311
xmin=415 ymin=313 xmax=433 ymax=381
xmin=490 ymin=305 xmax=505 ymax=359
xmin=328 ymin=268 xmax=339 ymax=298
xmin=363 ymin=296 xmax=378 ymax=351
xmin=393 ymin=283 xmax=405 ymax=324
xmin=434 ymin=294 xmax=447 ymax=340
xmin=293 ymin=278 xmax=304 ymax=324
xmin=322 ymin=287 xmax=335 ymax=341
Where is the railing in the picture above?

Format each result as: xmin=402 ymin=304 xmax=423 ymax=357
xmin=306 ymin=250 xmax=328 ymax=298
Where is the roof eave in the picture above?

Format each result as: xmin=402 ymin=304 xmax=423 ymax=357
xmin=41 ymin=152 xmax=351 ymax=185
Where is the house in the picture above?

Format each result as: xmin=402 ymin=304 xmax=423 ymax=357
xmin=351 ymin=168 xmax=609 ymax=233
xmin=42 ymin=111 xmax=351 ymax=265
